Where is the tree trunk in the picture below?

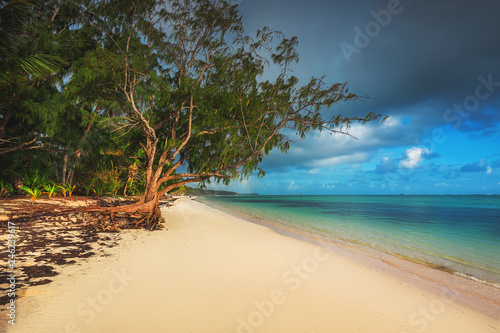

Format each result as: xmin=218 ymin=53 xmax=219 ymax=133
xmin=61 ymin=152 xmax=68 ymax=184
xmin=138 ymin=170 xmax=163 ymax=230
xmin=67 ymin=157 xmax=77 ymax=186
xmin=130 ymin=133 xmax=163 ymax=229
xmin=54 ymin=161 xmax=59 ymax=182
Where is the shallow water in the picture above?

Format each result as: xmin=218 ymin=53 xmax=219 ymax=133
xmin=203 ymin=195 xmax=500 ymax=286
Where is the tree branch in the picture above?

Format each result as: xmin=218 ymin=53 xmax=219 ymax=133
xmin=0 ymin=134 xmax=41 ymax=156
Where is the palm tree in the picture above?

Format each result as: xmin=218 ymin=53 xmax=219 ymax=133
xmin=0 ymin=0 xmax=62 ymax=88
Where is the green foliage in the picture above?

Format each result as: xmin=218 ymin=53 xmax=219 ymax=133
xmin=90 ymin=166 xmax=124 ymax=197
xmin=20 ymin=185 xmax=42 ymax=204
xmin=0 ymin=0 xmax=68 ymax=157
xmin=0 ymin=1 xmax=63 ymax=86
xmin=80 ymin=182 xmax=96 ymax=196
xmin=58 ymin=182 xmax=76 ymax=197
xmin=42 ymin=182 xmax=58 ymax=199
xmin=22 ymin=170 xmax=47 ymax=189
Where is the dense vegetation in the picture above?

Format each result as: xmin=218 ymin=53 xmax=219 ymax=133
xmin=0 ymin=0 xmax=385 ymax=229
xmin=169 ymin=186 xmax=238 ymax=196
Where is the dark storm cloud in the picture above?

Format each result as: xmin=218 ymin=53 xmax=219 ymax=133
xmin=239 ymin=0 xmax=500 ymax=138
xmin=337 ymin=0 xmax=500 ymax=130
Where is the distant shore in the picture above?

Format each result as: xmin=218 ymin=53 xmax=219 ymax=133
xmin=4 ymin=198 xmax=499 ymax=332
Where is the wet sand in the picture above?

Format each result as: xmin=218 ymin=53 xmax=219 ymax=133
xmin=4 ymin=198 xmax=500 ymax=332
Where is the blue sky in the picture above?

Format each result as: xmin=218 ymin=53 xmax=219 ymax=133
xmin=205 ymin=0 xmax=500 ymax=195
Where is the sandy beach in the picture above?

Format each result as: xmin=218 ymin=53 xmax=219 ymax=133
xmin=5 ymin=198 xmax=500 ymax=332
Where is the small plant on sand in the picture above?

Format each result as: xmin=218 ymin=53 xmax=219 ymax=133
xmin=20 ymin=185 xmax=42 ymax=204
xmin=58 ymin=184 xmax=68 ymax=197
xmin=58 ymin=182 xmax=76 ymax=197
xmin=42 ymin=183 xmax=58 ymax=199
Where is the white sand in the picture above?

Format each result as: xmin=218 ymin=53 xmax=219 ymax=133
xmin=6 ymin=198 xmax=500 ymax=332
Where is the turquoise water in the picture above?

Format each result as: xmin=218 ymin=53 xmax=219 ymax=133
xmin=202 ymin=195 xmax=500 ymax=286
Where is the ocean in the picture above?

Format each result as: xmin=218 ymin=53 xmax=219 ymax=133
xmin=201 ymin=195 xmax=500 ymax=287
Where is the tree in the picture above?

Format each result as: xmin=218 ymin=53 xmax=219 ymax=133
xmin=96 ymin=0 xmax=387 ymax=230
xmin=0 ymin=0 xmax=65 ymax=156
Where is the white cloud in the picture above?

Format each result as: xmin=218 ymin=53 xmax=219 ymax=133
xmin=487 ymin=166 xmax=493 ymax=174
xmin=399 ymin=147 xmax=431 ymax=169
xmin=307 ymin=152 xmax=371 ymax=169
xmin=261 ymin=116 xmax=420 ymax=172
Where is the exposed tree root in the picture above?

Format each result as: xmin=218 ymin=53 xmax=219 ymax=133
xmin=85 ymin=198 xmax=167 ymax=231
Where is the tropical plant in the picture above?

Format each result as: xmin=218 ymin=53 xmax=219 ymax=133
xmin=42 ymin=182 xmax=58 ymax=199
xmin=20 ymin=185 xmax=42 ymax=204
xmin=0 ymin=1 xmax=62 ymax=86
xmin=58 ymin=182 xmax=76 ymax=197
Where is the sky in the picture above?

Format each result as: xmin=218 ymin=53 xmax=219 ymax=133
xmin=205 ymin=0 xmax=500 ymax=195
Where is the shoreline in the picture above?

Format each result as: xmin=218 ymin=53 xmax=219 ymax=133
xmin=3 ymin=198 xmax=499 ymax=332
xmin=198 ymin=197 xmax=500 ymax=313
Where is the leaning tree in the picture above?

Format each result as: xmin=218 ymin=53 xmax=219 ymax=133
xmin=95 ymin=0 xmax=386 ymax=230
